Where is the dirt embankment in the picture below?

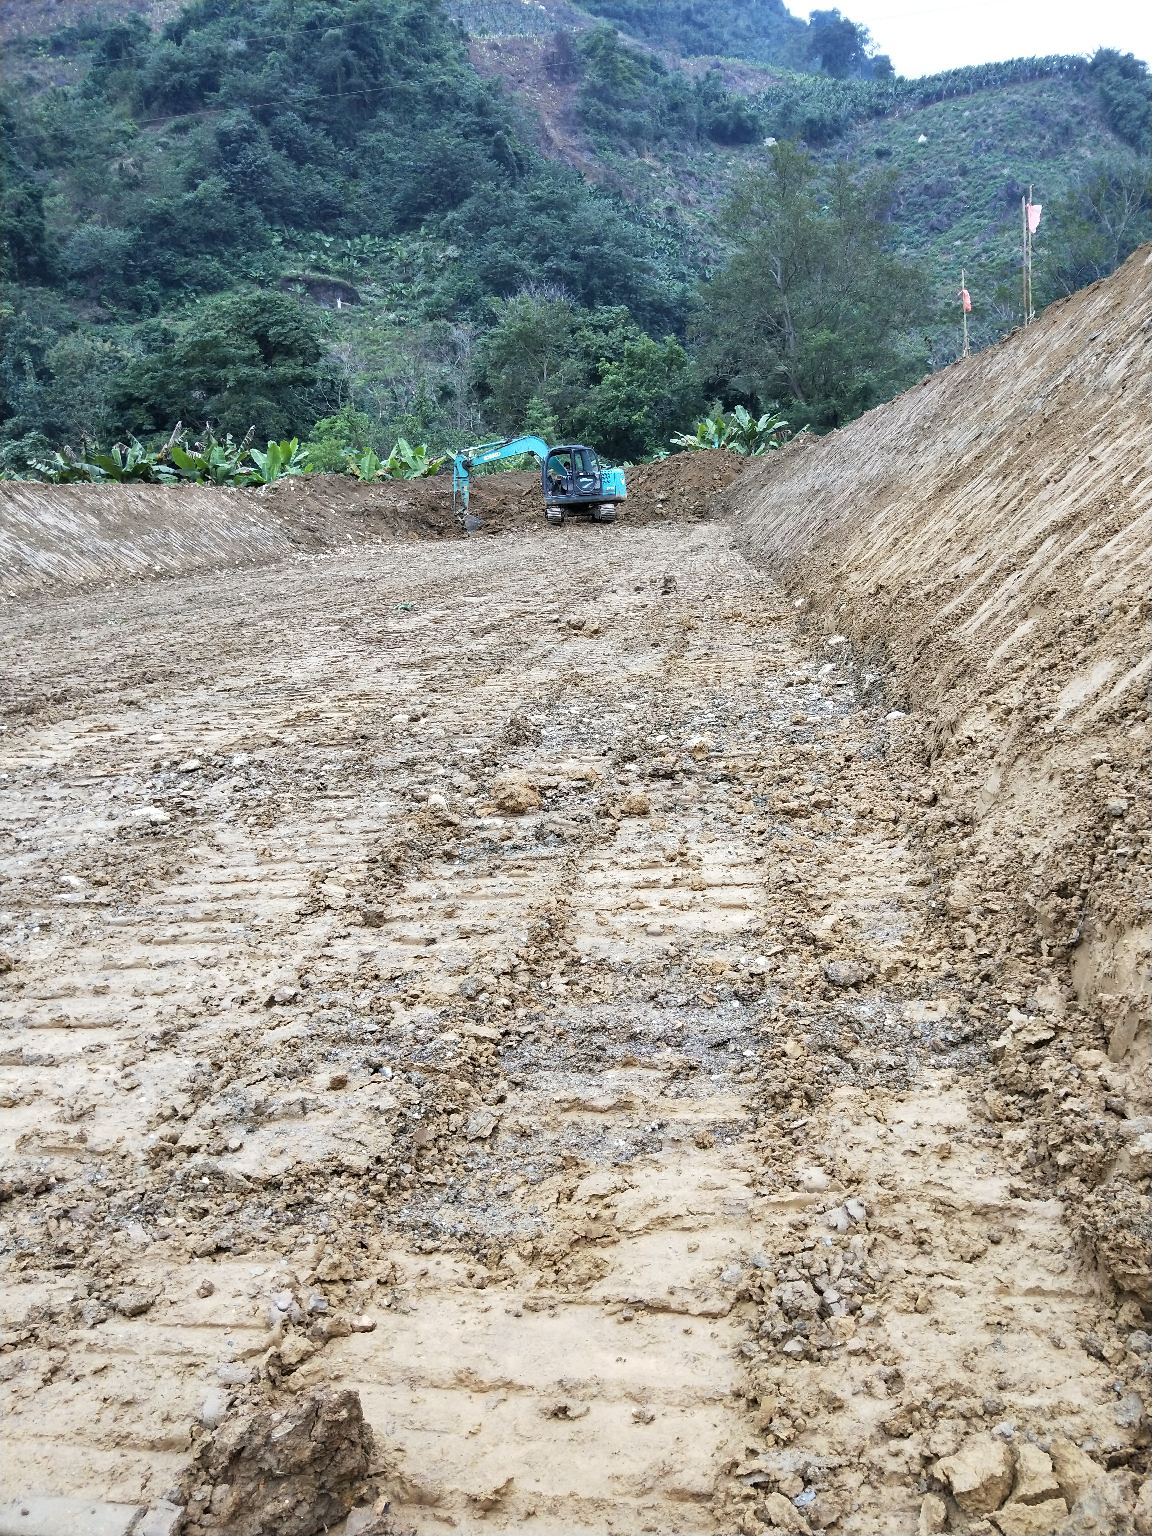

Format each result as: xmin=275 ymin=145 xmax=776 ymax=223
xmin=723 ymin=244 xmax=1152 ymax=1296
xmin=0 ymin=451 xmax=742 ymax=600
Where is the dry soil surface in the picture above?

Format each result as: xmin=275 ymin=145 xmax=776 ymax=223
xmin=1 ymin=266 xmax=1149 ymax=1536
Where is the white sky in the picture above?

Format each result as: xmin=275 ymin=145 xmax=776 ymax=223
xmin=813 ymin=0 xmax=1152 ymax=78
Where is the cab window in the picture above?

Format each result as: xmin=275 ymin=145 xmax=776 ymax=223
xmin=546 ymin=453 xmax=571 ymax=492
xmin=576 ymin=448 xmax=600 ymax=475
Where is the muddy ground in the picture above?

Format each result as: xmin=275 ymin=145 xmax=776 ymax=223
xmin=0 ymin=263 xmax=1149 ymax=1536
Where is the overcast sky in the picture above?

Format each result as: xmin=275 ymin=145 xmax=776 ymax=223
xmin=824 ymin=0 xmax=1152 ymax=78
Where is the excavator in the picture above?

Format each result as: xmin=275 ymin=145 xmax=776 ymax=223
xmin=451 ymin=436 xmax=626 ymax=526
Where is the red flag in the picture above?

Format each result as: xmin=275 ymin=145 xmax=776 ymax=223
xmin=1026 ymin=202 xmax=1042 ymax=233
xmin=958 ymin=287 xmax=971 ymax=313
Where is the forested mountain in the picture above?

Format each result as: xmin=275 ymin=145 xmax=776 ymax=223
xmin=1 ymin=0 xmax=1148 ymax=473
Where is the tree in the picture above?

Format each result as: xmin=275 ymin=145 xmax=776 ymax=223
xmin=0 ymin=98 xmax=52 ymax=282
xmin=470 ymin=293 xmax=577 ymax=434
xmin=116 ymin=292 xmax=323 ymax=439
xmin=43 ymin=333 xmax=129 ymax=443
xmin=302 ymin=404 xmax=378 ymax=472
xmin=693 ymin=143 xmax=930 ymax=431
xmin=570 ymin=335 xmax=702 ymax=461
xmin=806 ymin=9 xmax=869 ymax=78
xmin=1089 ymin=49 xmax=1151 ymax=158
xmin=1036 ymin=160 xmax=1151 ymax=303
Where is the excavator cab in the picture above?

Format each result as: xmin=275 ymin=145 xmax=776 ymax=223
xmin=542 ymin=445 xmax=624 ymax=524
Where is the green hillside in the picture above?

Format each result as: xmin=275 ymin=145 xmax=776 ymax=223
xmin=1 ymin=0 xmax=1148 ymax=473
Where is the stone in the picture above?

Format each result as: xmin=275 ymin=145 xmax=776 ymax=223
xmin=778 ymin=1281 xmax=821 ymax=1319
xmin=197 ymin=1280 xmax=216 ymax=1299
xmin=216 ymin=1363 xmax=255 ymax=1386
xmin=463 ymin=1106 xmax=501 ymax=1140
xmin=1048 ymin=1438 xmax=1105 ymax=1507
xmin=685 ymin=734 xmax=712 ymax=759
xmin=113 ymin=1288 xmax=155 ymax=1317
xmin=491 ymin=771 xmax=541 ymax=814
xmin=1056 ymin=1474 xmax=1137 ymax=1536
xmin=278 ymin=1333 xmax=316 ymax=1369
xmin=758 ymin=1491 xmax=811 ymax=1534
xmin=844 ymin=1198 xmax=868 ymax=1223
xmin=935 ymin=1432 xmax=1015 ymax=1513
xmin=198 ymin=1388 xmax=233 ymax=1428
xmin=822 ymin=959 xmax=874 ymax=988
xmin=919 ymin=1493 xmax=948 ymax=1534
xmin=619 ymin=790 xmax=650 ymax=816
xmin=350 ymin=1315 xmax=377 ymax=1333
xmin=1128 ymin=1133 xmax=1152 ymax=1180
xmin=799 ymin=1167 xmax=830 ymax=1192
xmin=994 ymin=1500 xmax=1069 ymax=1535
xmin=808 ymin=1492 xmax=842 ymax=1530
xmin=139 ymin=1501 xmax=184 ymax=1536
xmin=185 ymin=1386 xmax=373 ymax=1536
xmin=1113 ymin=1391 xmax=1144 ymax=1430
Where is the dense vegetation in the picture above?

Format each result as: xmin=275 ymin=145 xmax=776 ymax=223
xmin=694 ymin=143 xmax=930 ymax=430
xmin=1 ymin=0 xmax=1148 ymax=476
xmin=577 ymin=1 xmax=891 ymax=78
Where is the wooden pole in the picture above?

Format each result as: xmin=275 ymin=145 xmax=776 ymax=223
xmin=961 ymin=268 xmax=969 ymax=357
xmin=1032 ymin=182 xmax=1044 ymax=321
xmin=1021 ymin=195 xmax=1028 ymax=325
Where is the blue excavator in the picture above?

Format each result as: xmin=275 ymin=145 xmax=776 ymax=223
xmin=451 ymin=436 xmax=627 ymax=527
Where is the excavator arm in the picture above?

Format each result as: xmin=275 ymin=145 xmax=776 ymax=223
xmin=452 ymin=436 xmax=549 ymax=512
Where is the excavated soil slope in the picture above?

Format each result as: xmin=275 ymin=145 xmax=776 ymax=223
xmin=723 ymin=244 xmax=1151 ymax=1302
xmin=0 ymin=451 xmax=743 ymax=600
xmin=0 ymin=262 xmax=1148 ymax=1536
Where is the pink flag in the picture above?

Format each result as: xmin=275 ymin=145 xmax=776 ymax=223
xmin=1026 ymin=203 xmax=1042 ymax=233
xmin=958 ymin=287 xmax=971 ymax=312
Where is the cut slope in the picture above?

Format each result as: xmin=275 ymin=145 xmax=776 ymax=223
xmin=723 ymin=244 xmax=1151 ymax=1291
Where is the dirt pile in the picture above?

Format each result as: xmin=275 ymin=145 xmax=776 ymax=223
xmin=723 ymin=245 xmax=1151 ymax=1299
xmin=179 ymin=1386 xmax=379 ymax=1535
xmin=0 ymin=451 xmax=742 ymax=599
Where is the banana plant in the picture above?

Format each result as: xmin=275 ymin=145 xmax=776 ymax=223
xmin=670 ymin=410 xmax=729 ymax=451
xmin=87 ymin=437 xmax=179 ymax=482
xmin=343 ymin=446 xmax=386 ymax=481
xmin=344 ymin=440 xmax=446 ymax=480
xmin=169 ymin=427 xmax=252 ymax=485
xmin=670 ymin=407 xmax=792 ymax=456
xmin=383 ymin=438 xmax=446 ymax=478
xmin=725 ymin=406 xmax=792 ymax=455
xmin=29 ymin=447 xmax=93 ymax=483
xmin=244 ymin=438 xmax=308 ymax=484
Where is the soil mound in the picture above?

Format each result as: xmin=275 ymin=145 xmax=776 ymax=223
xmin=724 ymin=244 xmax=1151 ymax=1293
xmin=180 ymin=1387 xmax=376 ymax=1535
xmin=0 ymin=450 xmax=747 ymax=598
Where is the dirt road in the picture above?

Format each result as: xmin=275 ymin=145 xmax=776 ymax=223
xmin=3 ymin=502 xmax=1147 ymax=1535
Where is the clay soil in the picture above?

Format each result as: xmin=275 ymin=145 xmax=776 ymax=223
xmin=0 ymin=261 xmax=1148 ymax=1536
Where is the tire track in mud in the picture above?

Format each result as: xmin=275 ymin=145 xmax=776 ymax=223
xmin=1 ymin=526 xmax=1146 ymax=1535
